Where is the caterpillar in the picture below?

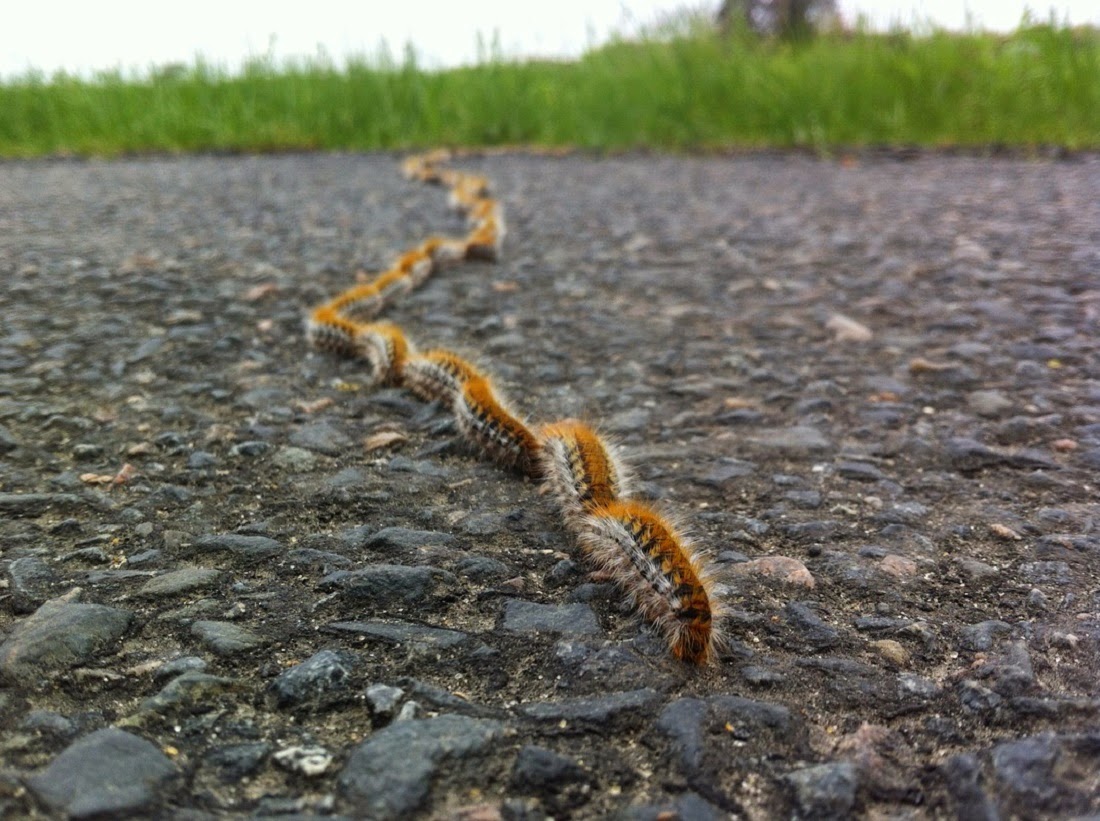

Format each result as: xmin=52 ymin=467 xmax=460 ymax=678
xmin=306 ymin=151 xmax=723 ymax=664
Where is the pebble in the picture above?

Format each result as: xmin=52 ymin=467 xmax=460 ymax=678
xmin=728 ymin=556 xmax=816 ymax=588
xmin=137 ymin=567 xmax=223 ymax=598
xmin=871 ymin=639 xmax=910 ymax=666
xmin=519 ymin=689 xmax=661 ymax=730
xmin=879 ymin=554 xmax=919 ymax=579
xmin=785 ymin=762 xmax=858 ymax=820
xmin=25 ymin=728 xmax=177 ymax=819
xmin=697 ymin=458 xmax=756 ymax=487
xmin=200 ymin=742 xmax=271 ymax=782
xmin=320 ymin=564 xmax=458 ymax=609
xmin=337 ymin=714 xmax=505 ymax=820
xmin=325 ymin=618 xmax=469 ymax=650
xmin=190 ymin=620 xmax=267 ymax=656
xmin=991 ymin=734 xmax=1059 ymax=804
xmin=269 ymin=649 xmax=359 ymax=709
xmin=364 ymin=682 xmax=406 ymax=718
xmin=959 ymin=620 xmax=1013 ymax=652
xmin=455 ymin=555 xmax=512 ymax=582
xmin=784 ymin=602 xmax=841 ymax=650
xmin=138 ymin=670 xmax=240 ymax=715
xmin=941 ymin=753 xmax=1000 ymax=821
xmin=270 ymin=445 xmax=320 ymax=471
xmin=0 ymin=492 xmax=92 ymax=517
xmin=5 ymin=555 xmax=61 ymax=614
xmin=273 ymin=745 xmax=334 ymax=777
xmin=0 ymin=593 xmax=132 ymax=683
xmin=656 ymin=695 xmax=793 ymax=776
xmin=363 ymin=527 xmax=457 ymax=556
xmin=501 ymin=599 xmax=602 ymax=636
xmin=749 ymin=426 xmax=833 ymax=455
xmin=289 ymin=421 xmax=353 ymax=455
xmin=190 ymin=532 xmax=283 ymax=559
xmin=967 ymin=389 xmax=1013 ymax=417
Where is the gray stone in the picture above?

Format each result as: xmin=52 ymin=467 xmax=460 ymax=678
xmin=946 ymin=437 xmax=1007 ymax=471
xmin=140 ymin=670 xmax=239 ymax=714
xmin=0 ymin=492 xmax=91 ymax=517
xmin=836 ymin=461 xmax=887 ymax=482
xmin=991 ymin=734 xmax=1059 ymax=802
xmin=518 ymin=688 xmax=660 ymax=729
xmin=363 ymin=527 xmax=457 ymax=555
xmin=511 ymin=744 xmax=589 ymax=790
xmin=0 ymin=595 xmax=132 ymax=683
xmin=326 ymin=619 xmax=469 ymax=650
xmin=270 ymin=649 xmax=359 ymax=708
xmin=698 ymin=458 xmax=756 ymax=487
xmin=270 ymin=445 xmax=319 ymax=471
xmin=289 ymin=421 xmax=352 ymax=455
xmin=455 ymin=555 xmax=511 ymax=582
xmin=1018 ymin=560 xmax=1072 ymax=585
xmin=190 ymin=533 xmax=283 ymax=559
xmin=190 ymin=620 xmax=266 ymax=656
xmin=960 ymin=620 xmax=1013 ymax=651
xmin=941 ymin=753 xmax=999 ymax=821
xmin=137 ymin=567 xmax=223 ymax=597
xmin=26 ymin=728 xmax=177 ymax=818
xmin=365 ymin=683 xmax=405 ymax=718
xmin=502 ymin=599 xmax=602 ymax=636
xmin=968 ymin=389 xmax=1014 ymax=417
xmin=750 ymin=426 xmax=833 ymax=455
xmin=6 ymin=556 xmax=61 ymax=614
xmin=656 ymin=695 xmax=793 ymax=776
xmin=785 ymin=761 xmax=859 ymax=820
xmin=319 ymin=564 xmax=457 ymax=608
xmin=201 ymin=742 xmax=271 ymax=782
xmin=784 ymin=601 xmax=841 ymax=650
xmin=338 ymin=714 xmax=504 ymax=819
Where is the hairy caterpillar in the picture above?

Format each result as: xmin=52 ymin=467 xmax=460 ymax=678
xmin=307 ymin=151 xmax=723 ymax=664
xmin=538 ymin=420 xmax=629 ymax=525
xmin=454 ymin=376 xmax=541 ymax=476
xmin=578 ymin=500 xmax=722 ymax=664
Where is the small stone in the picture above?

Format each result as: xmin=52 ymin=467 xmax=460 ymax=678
xmin=320 ymin=564 xmax=457 ymax=609
xmin=26 ymin=728 xmax=177 ymax=818
xmin=269 ymin=649 xmax=359 ymax=709
xmin=785 ymin=762 xmax=858 ymax=820
xmin=289 ymin=421 xmax=352 ymax=455
xmin=898 ymin=673 xmax=940 ymax=699
xmin=325 ymin=619 xmax=469 ymax=650
xmin=270 ymin=445 xmax=319 ymax=471
xmin=501 ymin=600 xmax=601 ymax=636
xmin=956 ymin=557 xmax=999 ymax=581
xmin=140 ymin=671 xmax=240 ymax=714
xmin=946 ymin=437 xmax=1007 ymax=471
xmin=836 ymin=461 xmax=886 ymax=482
xmin=784 ymin=602 xmax=841 ymax=650
xmin=190 ymin=620 xmax=266 ymax=656
xmin=871 ymin=639 xmax=909 ymax=666
xmin=455 ymin=555 xmax=511 ymax=582
xmin=201 ymin=743 xmax=271 ymax=782
xmin=338 ymin=714 xmax=504 ymax=820
xmin=1018 ymin=561 xmax=1072 ymax=586
xmin=137 ymin=567 xmax=223 ymax=598
xmin=960 ymin=620 xmax=1013 ymax=652
xmin=967 ymin=390 xmax=1013 ymax=417
xmin=991 ymin=734 xmax=1059 ymax=803
xmin=741 ymin=665 xmax=787 ymax=686
xmin=153 ymin=656 xmax=207 ymax=681
xmin=698 ymin=458 xmax=756 ymax=487
xmin=273 ymin=745 xmax=334 ymax=777
xmin=825 ymin=313 xmax=873 ymax=342
xmin=190 ymin=533 xmax=282 ymax=559
xmin=879 ymin=554 xmax=918 ymax=579
xmin=749 ymin=426 xmax=833 ymax=455
xmin=0 ymin=492 xmax=91 ymax=518
xmin=0 ymin=594 xmax=133 ymax=683
xmin=364 ymin=527 xmax=457 ymax=555
xmin=729 ymin=556 xmax=816 ymax=588
xmin=365 ymin=683 xmax=405 ymax=718
xmin=511 ymin=745 xmax=589 ymax=791
xmin=6 ymin=556 xmax=61 ymax=614
xmin=519 ymin=689 xmax=660 ymax=729
xmin=941 ymin=753 xmax=1000 ymax=821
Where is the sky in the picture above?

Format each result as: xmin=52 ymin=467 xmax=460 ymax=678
xmin=2 ymin=1 xmax=1097 ymax=79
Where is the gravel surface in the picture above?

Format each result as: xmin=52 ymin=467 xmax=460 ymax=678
xmin=1 ymin=151 xmax=1098 ymax=819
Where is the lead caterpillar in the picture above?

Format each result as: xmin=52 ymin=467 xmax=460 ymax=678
xmin=307 ymin=151 xmax=723 ymax=664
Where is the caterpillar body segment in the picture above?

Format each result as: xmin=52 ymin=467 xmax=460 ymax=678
xmin=307 ymin=306 xmax=364 ymax=357
xmin=455 ymin=376 xmax=541 ymax=476
xmin=402 ymin=350 xmax=485 ymax=404
xmin=327 ymin=283 xmax=383 ymax=320
xmin=465 ymin=218 xmax=505 ymax=261
xmin=355 ymin=322 xmax=411 ymax=385
xmin=538 ymin=420 xmax=628 ymax=526
xmin=578 ymin=500 xmax=721 ymax=665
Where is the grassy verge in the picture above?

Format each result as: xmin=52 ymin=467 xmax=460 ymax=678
xmin=1 ymin=23 xmax=1098 ymax=157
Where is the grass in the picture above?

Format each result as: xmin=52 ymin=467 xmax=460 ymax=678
xmin=1 ymin=21 xmax=1098 ymax=157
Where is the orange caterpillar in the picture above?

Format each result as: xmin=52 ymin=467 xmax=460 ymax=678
xmin=538 ymin=420 xmax=628 ymax=525
xmin=579 ymin=500 xmax=723 ymax=665
xmin=454 ymin=376 xmax=541 ymax=476
xmin=307 ymin=151 xmax=723 ymax=664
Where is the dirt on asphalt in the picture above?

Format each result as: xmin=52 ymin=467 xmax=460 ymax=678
xmin=0 ymin=151 xmax=1098 ymax=819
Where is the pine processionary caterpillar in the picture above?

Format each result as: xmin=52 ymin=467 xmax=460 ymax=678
xmin=454 ymin=376 xmax=541 ymax=476
xmin=538 ymin=420 xmax=629 ymax=526
xmin=401 ymin=350 xmax=485 ymax=405
xmin=578 ymin=499 xmax=722 ymax=665
xmin=307 ymin=151 xmax=724 ymax=664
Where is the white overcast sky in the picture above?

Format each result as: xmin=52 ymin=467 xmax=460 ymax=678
xmin=2 ymin=1 xmax=1097 ymax=79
